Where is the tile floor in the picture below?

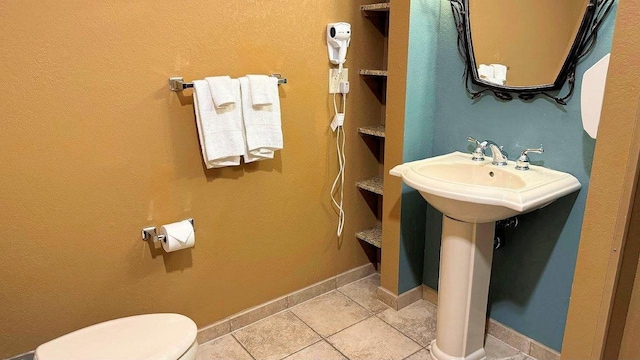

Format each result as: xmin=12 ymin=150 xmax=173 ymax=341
xmin=196 ymin=274 xmax=537 ymax=360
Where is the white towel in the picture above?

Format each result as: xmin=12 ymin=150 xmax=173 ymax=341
xmin=205 ymin=76 xmax=235 ymax=108
xmin=193 ymin=79 xmax=245 ymax=168
xmin=239 ymin=76 xmax=283 ymax=163
xmin=490 ymin=64 xmax=508 ymax=84
xmin=478 ymin=64 xmax=494 ymax=81
xmin=477 ymin=64 xmax=506 ymax=85
xmin=246 ymin=74 xmax=274 ymax=106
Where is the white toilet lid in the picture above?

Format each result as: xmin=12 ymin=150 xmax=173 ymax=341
xmin=35 ymin=313 xmax=197 ymax=360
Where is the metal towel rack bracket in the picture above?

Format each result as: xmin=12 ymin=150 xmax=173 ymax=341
xmin=169 ymin=74 xmax=287 ymax=92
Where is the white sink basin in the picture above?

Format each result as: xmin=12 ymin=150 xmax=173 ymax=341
xmin=390 ymin=151 xmax=581 ymax=223
xmin=390 ymin=151 xmax=581 ymax=360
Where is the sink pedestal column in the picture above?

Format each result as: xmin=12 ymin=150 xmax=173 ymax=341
xmin=429 ymin=216 xmax=495 ymax=360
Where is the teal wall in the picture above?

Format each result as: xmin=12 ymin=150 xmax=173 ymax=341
xmin=399 ymin=0 xmax=618 ymax=351
xmin=398 ymin=0 xmax=441 ymax=293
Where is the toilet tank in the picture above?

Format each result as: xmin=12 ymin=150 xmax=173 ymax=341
xmin=34 ymin=313 xmax=197 ymax=360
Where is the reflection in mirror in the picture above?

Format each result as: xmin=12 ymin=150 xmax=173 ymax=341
xmin=450 ymin=0 xmax=615 ymax=104
xmin=470 ymin=0 xmax=589 ymax=87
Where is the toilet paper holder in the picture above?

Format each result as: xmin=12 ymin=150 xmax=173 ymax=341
xmin=142 ymin=218 xmax=195 ymax=243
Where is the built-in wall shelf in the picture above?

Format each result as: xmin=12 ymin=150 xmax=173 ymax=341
xmin=355 ymin=1 xmax=388 ymax=265
xmin=358 ymin=125 xmax=386 ymax=138
xmin=359 ymin=69 xmax=388 ymax=77
xmin=356 ymin=224 xmax=382 ymax=248
xmin=361 ymin=3 xmax=390 ymax=13
xmin=356 ymin=176 xmax=384 ymax=195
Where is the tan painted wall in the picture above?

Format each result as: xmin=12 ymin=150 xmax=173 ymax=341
xmin=562 ymin=0 xmax=640 ymax=358
xmin=620 ymin=254 xmax=640 ymax=357
xmin=618 ymin=177 xmax=640 ymax=359
xmin=469 ymin=0 xmax=589 ymax=87
xmin=0 ymin=1 xmax=386 ymax=357
xmin=381 ymin=0 xmax=410 ymax=295
xmin=602 ymin=156 xmax=640 ymax=359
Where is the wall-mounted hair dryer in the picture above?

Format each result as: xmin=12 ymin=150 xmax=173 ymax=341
xmin=327 ymin=22 xmax=351 ymax=71
xmin=326 ymin=22 xmax=351 ymax=237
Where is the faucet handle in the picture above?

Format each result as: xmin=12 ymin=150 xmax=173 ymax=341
xmin=467 ymin=136 xmax=486 ymax=161
xmin=515 ymin=148 xmax=544 ymax=170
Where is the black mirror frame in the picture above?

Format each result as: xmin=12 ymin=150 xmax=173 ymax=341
xmin=449 ymin=0 xmax=615 ymax=105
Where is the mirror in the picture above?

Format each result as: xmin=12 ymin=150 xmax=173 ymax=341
xmin=450 ymin=0 xmax=615 ymax=104
xmin=470 ymin=0 xmax=589 ymax=87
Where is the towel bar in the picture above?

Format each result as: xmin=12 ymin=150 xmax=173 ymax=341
xmin=169 ymin=74 xmax=287 ymax=92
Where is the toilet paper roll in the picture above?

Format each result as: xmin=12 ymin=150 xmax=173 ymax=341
xmin=159 ymin=220 xmax=195 ymax=252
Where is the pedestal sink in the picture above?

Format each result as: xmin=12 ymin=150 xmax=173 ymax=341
xmin=390 ymin=151 xmax=581 ymax=360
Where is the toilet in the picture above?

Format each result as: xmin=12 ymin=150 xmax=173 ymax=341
xmin=34 ymin=313 xmax=198 ymax=360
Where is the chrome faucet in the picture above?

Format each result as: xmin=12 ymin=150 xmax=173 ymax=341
xmin=467 ymin=137 xmax=509 ymax=166
xmin=485 ymin=141 xmax=509 ymax=166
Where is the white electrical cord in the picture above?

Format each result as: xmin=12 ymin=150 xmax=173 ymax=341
xmin=330 ymin=72 xmax=347 ymax=236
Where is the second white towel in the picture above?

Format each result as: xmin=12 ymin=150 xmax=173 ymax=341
xmin=205 ymin=76 xmax=236 ymax=108
xmin=239 ymin=76 xmax=283 ymax=162
xmin=193 ymin=79 xmax=245 ymax=168
xmin=246 ymin=74 xmax=274 ymax=106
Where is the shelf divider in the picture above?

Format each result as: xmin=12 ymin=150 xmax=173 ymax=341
xmin=356 ymin=224 xmax=382 ymax=248
xmin=361 ymin=3 xmax=390 ymax=13
xmin=359 ymin=69 xmax=388 ymax=77
xmin=356 ymin=176 xmax=384 ymax=195
xmin=358 ymin=125 xmax=386 ymax=138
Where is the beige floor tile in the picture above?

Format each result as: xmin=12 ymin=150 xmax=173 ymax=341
xmin=197 ymin=334 xmax=253 ymax=360
xmin=230 ymin=297 xmax=288 ymax=331
xmin=233 ymin=311 xmax=321 ymax=360
xmin=284 ymin=340 xmax=347 ymax=360
xmin=485 ymin=334 xmax=521 ymax=359
xmin=338 ymin=274 xmax=390 ymax=313
xmin=404 ymin=348 xmax=431 ymax=360
xmin=529 ymin=341 xmax=560 ymax=360
xmin=491 ymin=354 xmax=534 ymax=360
xmin=287 ymin=278 xmax=336 ymax=307
xmin=486 ymin=320 xmax=531 ymax=354
xmin=336 ymin=263 xmax=375 ymax=287
xmin=377 ymin=300 xmax=437 ymax=346
xmin=328 ymin=316 xmax=422 ymax=360
xmin=197 ymin=319 xmax=231 ymax=345
xmin=290 ymin=291 xmax=371 ymax=337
